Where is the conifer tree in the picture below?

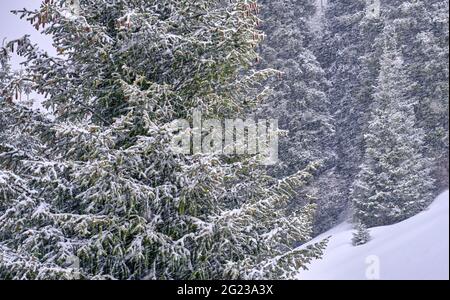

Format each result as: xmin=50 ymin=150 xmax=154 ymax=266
xmin=1 ymin=44 xmax=45 ymax=210
xmin=352 ymin=222 xmax=371 ymax=246
xmin=351 ymin=27 xmax=435 ymax=227
xmin=319 ymin=0 xmax=368 ymax=180
xmin=1 ymin=50 xmax=66 ymax=279
xmin=257 ymin=0 xmax=338 ymax=233
xmin=386 ymin=0 xmax=449 ymax=191
xmin=0 ymin=0 xmax=326 ymax=280
xmin=259 ymin=0 xmax=335 ymax=176
xmin=317 ymin=0 xmax=383 ymax=226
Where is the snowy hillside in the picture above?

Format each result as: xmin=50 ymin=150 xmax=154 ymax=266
xmin=298 ymin=191 xmax=449 ymax=280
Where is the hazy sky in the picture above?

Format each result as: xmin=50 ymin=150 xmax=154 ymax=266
xmin=1 ymin=0 xmax=55 ymax=66
xmin=1 ymin=0 xmax=56 ymax=109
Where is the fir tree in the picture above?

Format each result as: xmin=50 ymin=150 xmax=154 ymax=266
xmin=351 ymin=27 xmax=435 ymax=227
xmin=1 ymin=51 xmax=66 ymax=279
xmin=0 ymin=0 xmax=327 ymax=280
xmin=352 ymin=221 xmax=371 ymax=246
xmin=319 ymin=0 xmax=368 ymax=179
xmin=0 ymin=46 xmax=45 ymax=210
xmin=257 ymin=0 xmax=337 ymax=234
xmin=318 ymin=0 xmax=383 ymax=225
xmin=259 ymin=0 xmax=335 ymax=176
xmin=386 ymin=0 xmax=449 ymax=191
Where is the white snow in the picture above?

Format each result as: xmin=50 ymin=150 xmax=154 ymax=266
xmin=298 ymin=190 xmax=449 ymax=280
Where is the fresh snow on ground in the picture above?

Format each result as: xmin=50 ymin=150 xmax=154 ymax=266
xmin=298 ymin=190 xmax=449 ymax=280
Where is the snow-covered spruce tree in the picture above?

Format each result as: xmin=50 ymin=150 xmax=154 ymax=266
xmin=0 ymin=104 xmax=67 ymax=279
xmin=257 ymin=0 xmax=338 ymax=234
xmin=258 ymin=0 xmax=335 ymax=176
xmin=351 ymin=222 xmax=370 ymax=246
xmin=318 ymin=0 xmax=382 ymax=223
xmin=0 ymin=44 xmax=45 ymax=210
xmin=0 ymin=49 xmax=30 ymax=211
xmin=1 ymin=0 xmax=327 ymax=280
xmin=0 ymin=48 xmax=68 ymax=279
xmin=351 ymin=27 xmax=435 ymax=228
xmin=385 ymin=0 xmax=449 ymax=191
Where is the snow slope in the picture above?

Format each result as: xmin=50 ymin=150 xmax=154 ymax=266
xmin=298 ymin=191 xmax=449 ymax=280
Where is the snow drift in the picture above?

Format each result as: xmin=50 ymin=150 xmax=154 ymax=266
xmin=297 ymin=190 xmax=449 ymax=280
